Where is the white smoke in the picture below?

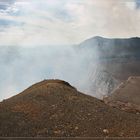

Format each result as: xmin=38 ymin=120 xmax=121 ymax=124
xmin=0 ymin=44 xmax=100 ymax=100
xmin=0 ymin=0 xmax=139 ymax=100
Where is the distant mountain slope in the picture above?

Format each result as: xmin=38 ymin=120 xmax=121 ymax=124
xmin=78 ymin=36 xmax=140 ymax=97
xmin=104 ymin=77 xmax=140 ymax=113
xmin=0 ymin=79 xmax=140 ymax=137
xmin=79 ymin=36 xmax=140 ymax=61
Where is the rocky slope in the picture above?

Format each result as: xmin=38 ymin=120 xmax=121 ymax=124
xmin=89 ymin=67 xmax=120 ymax=98
xmin=104 ymin=77 xmax=140 ymax=113
xmin=79 ymin=36 xmax=140 ymax=97
xmin=0 ymin=79 xmax=140 ymax=137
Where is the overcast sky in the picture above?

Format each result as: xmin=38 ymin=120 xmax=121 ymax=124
xmin=0 ymin=0 xmax=140 ymax=46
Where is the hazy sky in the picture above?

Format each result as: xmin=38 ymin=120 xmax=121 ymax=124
xmin=0 ymin=0 xmax=140 ymax=100
xmin=0 ymin=0 xmax=140 ymax=45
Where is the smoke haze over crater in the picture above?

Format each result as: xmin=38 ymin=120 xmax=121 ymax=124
xmin=0 ymin=44 xmax=100 ymax=100
xmin=0 ymin=0 xmax=140 ymax=100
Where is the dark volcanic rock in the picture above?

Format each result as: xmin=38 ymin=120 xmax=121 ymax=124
xmin=80 ymin=36 xmax=140 ymax=61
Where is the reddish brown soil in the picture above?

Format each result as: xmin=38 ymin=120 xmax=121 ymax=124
xmin=0 ymin=79 xmax=140 ymax=137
